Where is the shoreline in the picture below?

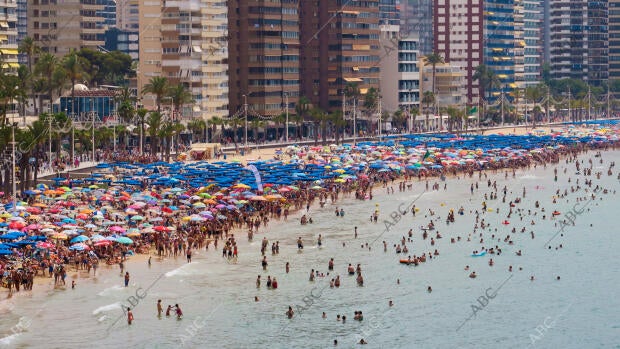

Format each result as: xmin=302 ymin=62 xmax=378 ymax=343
xmin=1 ymin=139 xmax=610 ymax=306
xmin=1 ymin=141 xmax=619 ymax=347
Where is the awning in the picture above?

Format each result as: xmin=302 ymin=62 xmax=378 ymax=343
xmin=0 ymin=48 xmax=18 ymax=55
xmin=0 ymin=22 xmax=7 ymax=28
xmin=352 ymin=45 xmax=370 ymax=50
xmin=352 ymin=66 xmax=359 ymax=71
xmin=192 ymin=105 xmax=201 ymax=112
xmin=340 ymin=10 xmax=359 ymax=15
xmin=344 ymin=77 xmax=363 ymax=82
xmin=192 ymin=45 xmax=202 ymax=53
xmin=2 ymin=62 xmax=19 ymax=68
xmin=509 ymin=83 xmax=517 ymax=88
xmin=0 ymin=35 xmax=7 ymax=41
xmin=360 ymin=88 xmax=368 ymax=94
xmin=497 ymin=74 xmax=508 ymax=79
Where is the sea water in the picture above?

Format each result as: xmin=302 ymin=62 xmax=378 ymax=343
xmin=1 ymin=151 xmax=619 ymax=349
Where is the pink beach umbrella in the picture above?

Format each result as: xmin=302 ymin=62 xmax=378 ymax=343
xmin=109 ymin=226 xmax=126 ymax=233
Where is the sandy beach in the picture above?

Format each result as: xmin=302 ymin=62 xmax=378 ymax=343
xmin=1 ymin=123 xmax=619 ymax=348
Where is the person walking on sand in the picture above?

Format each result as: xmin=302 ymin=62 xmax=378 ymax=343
xmin=127 ymin=308 xmax=134 ymax=325
xmin=124 ymin=272 xmax=130 ymax=287
xmin=157 ymin=300 xmax=163 ymax=317
xmin=186 ymin=248 xmax=192 ymax=263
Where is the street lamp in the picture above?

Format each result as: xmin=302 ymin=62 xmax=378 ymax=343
xmin=10 ymin=122 xmax=17 ymax=213
xmin=284 ymin=93 xmax=289 ymax=143
xmin=243 ymin=94 xmax=248 ymax=151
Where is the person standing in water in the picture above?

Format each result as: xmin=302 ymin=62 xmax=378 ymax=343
xmin=127 ymin=307 xmax=134 ymax=325
xmin=175 ymin=304 xmax=183 ymax=319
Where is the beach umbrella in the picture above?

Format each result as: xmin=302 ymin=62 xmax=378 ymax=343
xmin=94 ymin=240 xmax=113 ymax=247
xmin=91 ymin=234 xmax=105 ymax=242
xmin=36 ymin=241 xmax=55 ymax=249
xmin=109 ymin=226 xmax=126 ymax=233
xmin=70 ymin=235 xmax=90 ymax=243
xmin=51 ymin=233 xmax=68 ymax=240
xmin=69 ymin=243 xmax=90 ymax=251
xmin=130 ymin=215 xmax=145 ymax=221
xmin=116 ymin=237 xmax=133 ymax=245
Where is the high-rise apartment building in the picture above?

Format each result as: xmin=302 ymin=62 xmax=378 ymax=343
xmin=16 ymin=0 xmax=25 ymax=63
xmin=484 ymin=0 xmax=518 ymax=96
xmin=523 ymin=0 xmax=543 ymax=86
xmin=228 ymin=0 xmax=300 ymax=117
xmin=380 ymin=0 xmax=400 ymax=25
xmin=138 ymin=0 xmax=228 ymax=120
xmin=549 ymin=0 xmax=608 ymax=86
xmin=611 ymin=1 xmax=620 ymax=80
xmin=400 ymin=0 xmax=433 ymax=55
xmin=1 ymin=0 xmax=18 ymax=67
xmin=587 ymin=1 xmax=609 ymax=86
xmin=99 ymin=0 xmax=117 ymax=30
xmin=116 ymin=0 xmax=138 ymax=31
xmin=137 ymin=0 xmax=162 ymax=105
xmin=0 ymin=0 xmax=18 ymax=70
xmin=200 ymin=0 xmax=228 ymax=119
xmin=27 ymin=0 xmax=105 ymax=56
xmin=300 ymin=0 xmax=381 ymax=112
xmin=379 ymin=25 xmax=420 ymax=114
xmin=159 ymin=0 xmax=203 ymax=118
xmin=433 ymin=0 xmax=484 ymax=104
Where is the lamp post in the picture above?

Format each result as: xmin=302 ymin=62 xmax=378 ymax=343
xmin=47 ymin=115 xmax=52 ymax=169
xmin=352 ymin=97 xmax=357 ymax=146
xmin=10 ymin=122 xmax=17 ymax=212
xmin=91 ymin=97 xmax=96 ymax=163
xmin=243 ymin=94 xmax=248 ymax=151
xmin=72 ymin=117 xmax=76 ymax=168
xmin=284 ymin=92 xmax=289 ymax=143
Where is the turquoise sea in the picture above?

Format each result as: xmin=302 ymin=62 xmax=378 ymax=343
xmin=1 ymin=150 xmax=619 ymax=349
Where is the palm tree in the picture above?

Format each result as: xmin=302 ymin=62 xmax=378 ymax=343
xmin=135 ymin=107 xmax=148 ymax=154
xmin=116 ymin=86 xmax=136 ymax=124
xmin=0 ymin=74 xmax=22 ymax=127
xmin=272 ymin=112 xmax=286 ymax=141
xmin=18 ymin=37 xmax=39 ymax=114
xmin=391 ymin=109 xmax=407 ymax=131
xmin=407 ymin=106 xmax=420 ymax=132
xmin=146 ymin=111 xmax=163 ymax=155
xmin=141 ymin=77 xmax=169 ymax=112
xmin=187 ymin=118 xmax=207 ymax=143
xmin=309 ymin=107 xmax=328 ymax=145
xmin=62 ymin=51 xmax=88 ymax=113
xmin=525 ymin=84 xmax=545 ymax=127
xmin=158 ymin=120 xmax=184 ymax=161
xmin=329 ymin=110 xmax=345 ymax=144
xmin=473 ymin=64 xmax=491 ymax=99
xmin=209 ymin=116 xmax=225 ymax=142
xmin=167 ymin=83 xmax=193 ymax=119
xmin=421 ymin=91 xmax=435 ymax=131
xmin=423 ymin=52 xmax=445 ymax=97
xmin=52 ymin=66 xmax=68 ymax=101
xmin=363 ymin=87 xmax=379 ymax=134
xmin=34 ymin=53 xmax=58 ymax=112
xmin=295 ymin=96 xmax=311 ymax=140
